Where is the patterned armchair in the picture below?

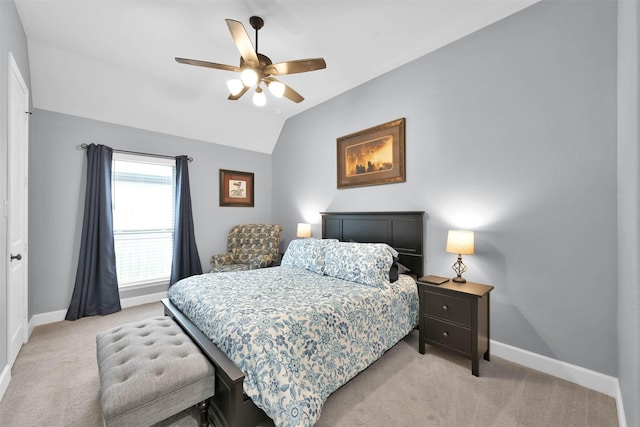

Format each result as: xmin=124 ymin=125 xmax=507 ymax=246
xmin=210 ymin=224 xmax=283 ymax=273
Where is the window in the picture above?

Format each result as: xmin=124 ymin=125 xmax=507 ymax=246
xmin=112 ymin=153 xmax=176 ymax=288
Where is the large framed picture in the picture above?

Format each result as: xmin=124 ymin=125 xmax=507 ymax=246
xmin=219 ymin=169 xmax=254 ymax=207
xmin=336 ymin=118 xmax=406 ymax=189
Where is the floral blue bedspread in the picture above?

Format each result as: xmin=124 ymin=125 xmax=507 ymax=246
xmin=168 ymin=266 xmax=418 ymax=427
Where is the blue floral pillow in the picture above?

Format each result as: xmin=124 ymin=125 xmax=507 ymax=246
xmin=323 ymin=242 xmax=399 ymax=288
xmin=281 ymin=239 xmax=336 ymax=274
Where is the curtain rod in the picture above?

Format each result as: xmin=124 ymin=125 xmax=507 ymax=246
xmin=79 ymin=143 xmax=193 ymax=163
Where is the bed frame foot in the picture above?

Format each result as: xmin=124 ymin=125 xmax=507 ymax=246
xmin=197 ymin=400 xmax=209 ymax=427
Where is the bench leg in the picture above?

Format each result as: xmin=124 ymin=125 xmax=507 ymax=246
xmin=197 ymin=400 xmax=209 ymax=427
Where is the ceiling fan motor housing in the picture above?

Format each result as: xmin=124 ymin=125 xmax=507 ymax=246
xmin=240 ymin=53 xmax=272 ymax=80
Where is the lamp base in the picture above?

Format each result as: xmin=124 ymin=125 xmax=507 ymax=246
xmin=451 ymin=255 xmax=468 ymax=284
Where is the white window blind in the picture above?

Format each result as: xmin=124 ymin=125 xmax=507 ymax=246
xmin=112 ymin=153 xmax=176 ymax=288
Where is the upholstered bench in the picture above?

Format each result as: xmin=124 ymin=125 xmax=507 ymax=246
xmin=96 ymin=316 xmax=216 ymax=427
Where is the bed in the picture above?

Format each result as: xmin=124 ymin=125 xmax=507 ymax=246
xmin=162 ymin=211 xmax=424 ymax=427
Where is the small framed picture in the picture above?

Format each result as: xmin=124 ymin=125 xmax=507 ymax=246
xmin=219 ymin=169 xmax=254 ymax=207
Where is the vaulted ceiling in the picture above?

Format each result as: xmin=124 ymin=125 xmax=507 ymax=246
xmin=15 ymin=0 xmax=539 ymax=154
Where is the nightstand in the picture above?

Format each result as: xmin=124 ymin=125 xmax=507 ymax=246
xmin=417 ymin=278 xmax=494 ymax=376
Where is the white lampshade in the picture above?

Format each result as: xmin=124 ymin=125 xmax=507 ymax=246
xmin=446 ymin=230 xmax=474 ymax=255
xmin=296 ymin=223 xmax=311 ymax=238
xmin=226 ymin=79 xmax=244 ymax=96
xmin=252 ymin=89 xmax=266 ymax=107
xmin=268 ymin=81 xmax=285 ymax=98
xmin=240 ymin=68 xmax=258 ymax=87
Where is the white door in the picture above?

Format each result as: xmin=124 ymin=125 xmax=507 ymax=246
xmin=7 ymin=52 xmax=29 ymax=367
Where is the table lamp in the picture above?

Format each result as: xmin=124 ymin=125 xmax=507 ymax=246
xmin=296 ymin=223 xmax=311 ymax=238
xmin=446 ymin=230 xmax=474 ymax=283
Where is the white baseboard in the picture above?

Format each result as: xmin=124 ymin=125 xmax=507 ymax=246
xmin=120 ymin=291 xmax=168 ymax=309
xmin=491 ymin=340 xmax=618 ymax=396
xmin=28 ymin=291 xmax=168 ymax=335
xmin=0 ymin=364 xmax=11 ymax=402
xmin=491 ymin=340 xmax=626 ymax=427
xmin=29 ymin=309 xmax=67 ymax=335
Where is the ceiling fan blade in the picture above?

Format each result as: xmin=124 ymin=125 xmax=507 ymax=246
xmin=228 ymin=85 xmax=250 ymax=101
xmin=282 ymin=85 xmax=304 ymax=103
xmin=266 ymin=58 xmax=326 ymax=76
xmin=225 ymin=19 xmax=259 ymax=65
xmin=265 ymin=77 xmax=304 ymax=103
xmin=175 ymin=57 xmax=241 ymax=72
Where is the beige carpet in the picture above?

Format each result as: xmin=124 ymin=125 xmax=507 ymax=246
xmin=0 ymin=302 xmax=617 ymax=427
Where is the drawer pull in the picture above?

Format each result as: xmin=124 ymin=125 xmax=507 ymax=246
xmin=442 ymin=305 xmax=448 ymax=311
xmin=442 ymin=332 xmax=448 ymax=338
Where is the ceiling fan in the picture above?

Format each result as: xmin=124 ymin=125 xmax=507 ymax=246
xmin=175 ymin=16 xmax=326 ymax=106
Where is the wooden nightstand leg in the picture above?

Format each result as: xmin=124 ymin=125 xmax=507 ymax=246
xmin=485 ymin=293 xmax=491 ymax=362
xmin=472 ymin=359 xmax=479 ymax=377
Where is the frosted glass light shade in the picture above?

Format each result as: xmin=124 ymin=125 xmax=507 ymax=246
xmin=296 ymin=223 xmax=311 ymax=238
xmin=226 ymin=79 xmax=244 ymax=96
xmin=240 ymin=68 xmax=258 ymax=87
xmin=446 ymin=230 xmax=474 ymax=255
xmin=268 ymin=81 xmax=285 ymax=98
xmin=253 ymin=89 xmax=266 ymax=106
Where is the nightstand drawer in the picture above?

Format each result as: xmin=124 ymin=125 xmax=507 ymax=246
xmin=423 ymin=317 xmax=471 ymax=354
xmin=423 ymin=291 xmax=471 ymax=326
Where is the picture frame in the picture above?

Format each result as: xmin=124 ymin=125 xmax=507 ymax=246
xmin=219 ymin=169 xmax=254 ymax=207
xmin=336 ymin=118 xmax=406 ymax=189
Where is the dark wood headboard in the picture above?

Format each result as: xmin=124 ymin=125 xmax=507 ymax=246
xmin=320 ymin=211 xmax=425 ymax=278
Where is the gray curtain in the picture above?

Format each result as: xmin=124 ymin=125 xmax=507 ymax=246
xmin=170 ymin=155 xmax=202 ymax=285
xmin=66 ymin=144 xmax=121 ymax=320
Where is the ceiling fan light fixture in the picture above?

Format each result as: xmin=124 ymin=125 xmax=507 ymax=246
xmin=253 ymin=87 xmax=267 ymax=107
xmin=176 ymin=16 xmax=325 ymax=106
xmin=268 ymin=81 xmax=285 ymax=98
xmin=240 ymin=68 xmax=258 ymax=87
xmin=227 ymin=79 xmax=245 ymax=96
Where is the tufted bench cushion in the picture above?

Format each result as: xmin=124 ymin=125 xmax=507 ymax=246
xmin=96 ymin=316 xmax=216 ymax=427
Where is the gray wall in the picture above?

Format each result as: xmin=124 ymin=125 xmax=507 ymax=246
xmin=617 ymin=0 xmax=639 ymax=425
xmin=1 ymin=0 xmax=31 ymax=376
xmin=272 ymin=0 xmax=618 ymax=376
xmin=29 ymin=109 xmax=273 ymax=315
